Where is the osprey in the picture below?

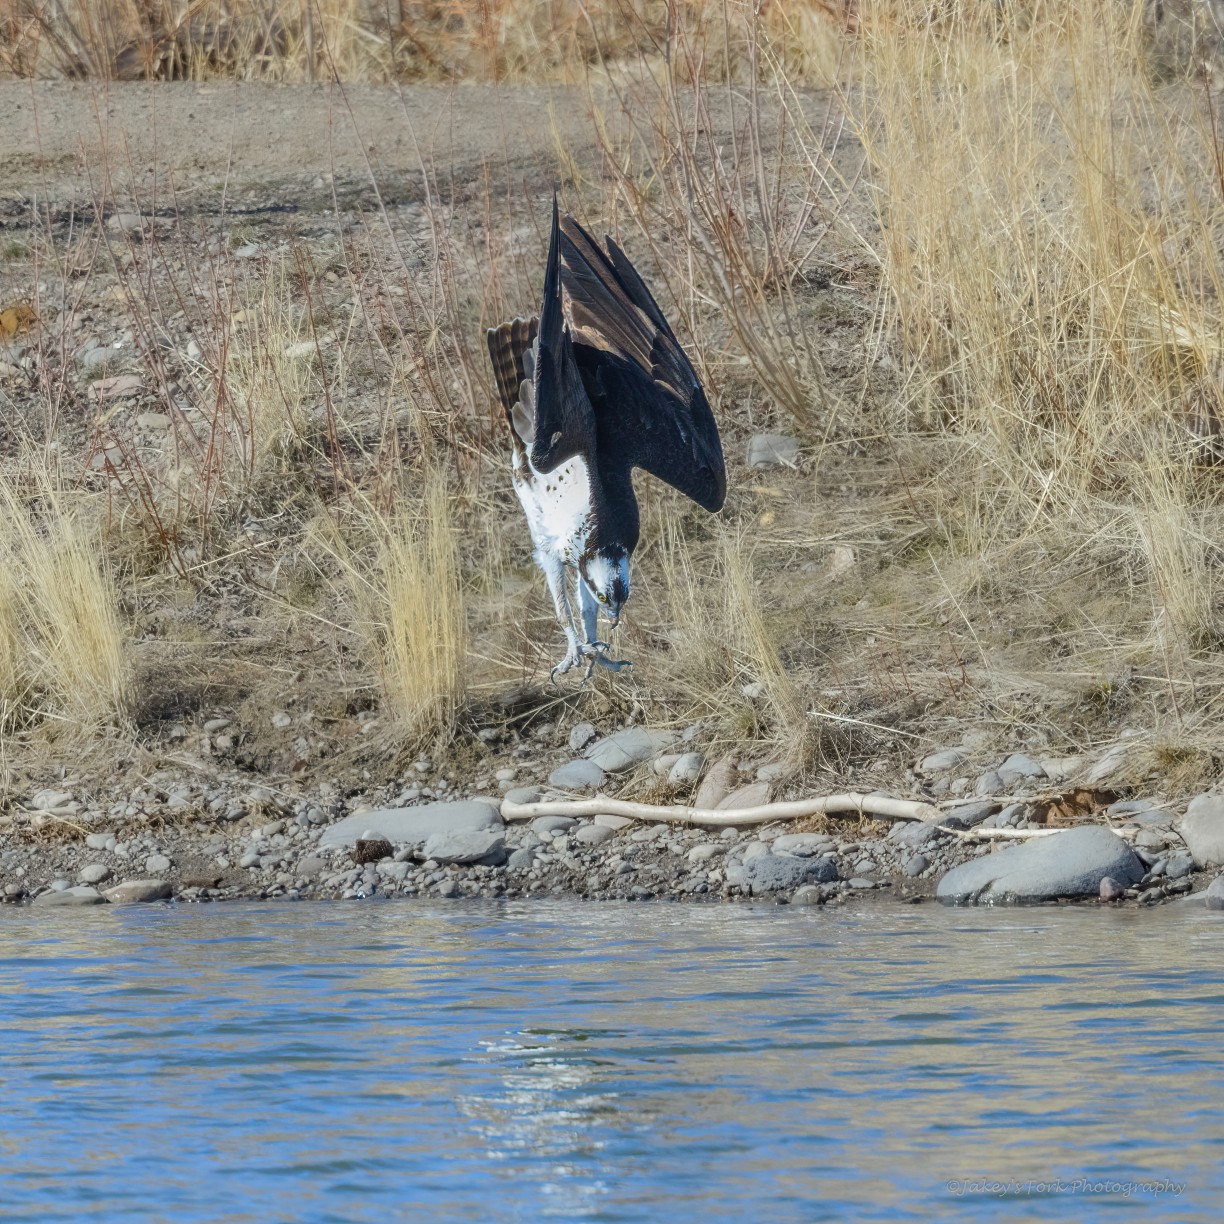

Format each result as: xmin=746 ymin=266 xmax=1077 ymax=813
xmin=487 ymin=198 xmax=726 ymax=680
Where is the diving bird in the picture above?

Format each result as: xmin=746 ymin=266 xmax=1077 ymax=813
xmin=487 ymin=198 xmax=726 ymax=680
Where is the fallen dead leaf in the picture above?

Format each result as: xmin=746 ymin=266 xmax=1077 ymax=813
xmin=0 ymin=305 xmax=37 ymax=337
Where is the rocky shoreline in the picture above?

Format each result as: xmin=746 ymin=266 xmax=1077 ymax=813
xmin=4 ymin=723 xmax=1224 ymax=913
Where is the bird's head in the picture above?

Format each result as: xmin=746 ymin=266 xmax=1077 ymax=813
xmin=580 ymin=545 xmax=630 ymax=625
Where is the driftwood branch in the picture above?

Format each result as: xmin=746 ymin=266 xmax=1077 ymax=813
xmin=501 ymin=792 xmax=942 ymax=829
xmin=936 ymin=825 xmax=1063 ymax=842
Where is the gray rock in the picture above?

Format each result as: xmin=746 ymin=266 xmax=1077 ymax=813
xmin=747 ymin=433 xmax=800 ymax=468
xmin=997 ymin=753 xmax=1046 ymax=785
xmin=507 ymin=848 xmax=537 ymax=871
xmin=547 ymin=759 xmax=607 ymax=790
xmin=595 ymin=813 xmax=634 ymax=831
xmin=668 ymin=752 xmax=705 ymax=785
xmin=1164 ymin=851 xmax=1195 ymax=880
xmin=756 ymin=762 xmax=790 ymax=783
xmin=772 ymin=833 xmax=833 ymax=856
xmin=1099 ymin=876 xmax=1126 ymax=902
xmin=1177 ymin=795 xmax=1224 ymax=867
xmin=718 ymin=781 xmax=770 ymax=810
xmin=904 ymin=853 xmax=929 ymax=877
xmin=1129 ymin=809 xmax=1177 ymax=829
xmin=1085 ymin=741 xmax=1135 ymax=784
xmin=1205 ymin=875 xmax=1224 ymax=911
xmin=790 ymin=885 xmax=823 ymax=906
xmin=937 ymin=827 xmax=1145 ymax=904
xmin=297 ymin=855 xmax=328 ymax=877
xmin=421 ymin=829 xmax=507 ymax=866
xmin=568 ymin=722 xmax=597 ymax=752
xmin=85 ymin=832 xmax=114 ymax=850
xmin=104 ymin=879 xmax=172 ymax=904
xmin=889 ymin=821 xmax=940 ymax=849
xmin=532 ymin=816 xmax=576 ymax=836
xmin=742 ymin=853 xmax=838 ymax=894
xmin=687 ymin=842 xmax=724 ymax=863
xmin=574 ymin=823 xmax=616 ymax=847
xmin=145 ymin=854 xmax=172 ymax=874
xmin=921 ymin=748 xmax=967 ymax=772
xmin=585 ymin=728 xmax=676 ymax=773
xmin=319 ymin=800 xmax=502 ymax=850
xmin=503 ymin=786 xmax=542 ymax=806
xmin=78 ymin=864 xmax=112 ymax=885
xmin=1135 ymin=828 xmax=1171 ymax=851
xmin=942 ymin=800 xmax=997 ymax=828
xmin=34 ymin=886 xmax=106 ymax=907
xmin=975 ymin=771 xmax=1002 ymax=796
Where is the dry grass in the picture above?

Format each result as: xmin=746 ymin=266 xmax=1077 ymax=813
xmin=0 ymin=0 xmax=855 ymax=83
xmin=0 ymin=471 xmax=130 ymax=737
xmin=855 ymin=0 xmax=1224 ymax=723
xmin=9 ymin=0 xmax=1224 ymax=794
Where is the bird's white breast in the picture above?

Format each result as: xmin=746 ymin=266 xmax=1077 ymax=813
xmin=513 ymin=451 xmax=592 ymax=562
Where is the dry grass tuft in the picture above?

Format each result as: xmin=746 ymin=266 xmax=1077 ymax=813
xmin=0 ymin=472 xmax=130 ymax=736
xmin=331 ymin=475 xmax=466 ymax=746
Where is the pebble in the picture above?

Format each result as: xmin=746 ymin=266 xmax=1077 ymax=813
xmin=145 ymin=854 xmax=172 ymax=874
xmin=687 ymin=843 xmax=723 ymax=863
xmin=78 ymin=864 xmax=112 ymax=885
xmin=574 ymin=824 xmax=615 ymax=847
xmin=904 ymin=854 xmax=929 ymax=877
xmin=271 ymin=711 xmax=292 ymax=729
xmin=1205 ymin=876 xmax=1224 ymax=911
xmin=532 ymin=816 xmax=576 ymax=836
xmin=85 ymin=832 xmax=113 ymax=850
xmin=568 ymin=722 xmax=597 ymax=751
xmin=1099 ymin=876 xmax=1127 ymax=902
xmin=667 ymin=752 xmax=705 ymax=785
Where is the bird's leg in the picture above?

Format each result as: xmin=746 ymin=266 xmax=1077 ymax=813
xmin=538 ymin=550 xmax=583 ymax=680
xmin=576 ymin=577 xmax=631 ymax=680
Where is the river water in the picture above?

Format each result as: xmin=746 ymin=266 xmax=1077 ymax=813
xmin=0 ymin=899 xmax=1220 ymax=1221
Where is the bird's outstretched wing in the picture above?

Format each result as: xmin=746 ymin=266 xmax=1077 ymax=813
xmin=558 ymin=212 xmax=726 ymax=512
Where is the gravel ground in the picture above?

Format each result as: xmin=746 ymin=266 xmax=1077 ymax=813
xmin=4 ymin=717 xmax=1220 ymax=911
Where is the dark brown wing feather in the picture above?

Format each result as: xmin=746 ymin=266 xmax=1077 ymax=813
xmin=557 ymin=212 xmax=726 ymax=512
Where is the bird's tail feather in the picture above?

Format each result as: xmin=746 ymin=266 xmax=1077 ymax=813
xmin=486 ymin=316 xmax=539 ymax=422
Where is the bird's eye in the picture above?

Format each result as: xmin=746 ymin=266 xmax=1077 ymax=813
xmin=597 ymin=592 xmax=607 ymax=603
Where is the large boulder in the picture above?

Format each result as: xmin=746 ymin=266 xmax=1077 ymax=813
xmin=937 ymin=827 xmax=1144 ymax=905
xmin=319 ymin=800 xmax=501 ymax=850
xmin=1176 ymin=795 xmax=1224 ymax=867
